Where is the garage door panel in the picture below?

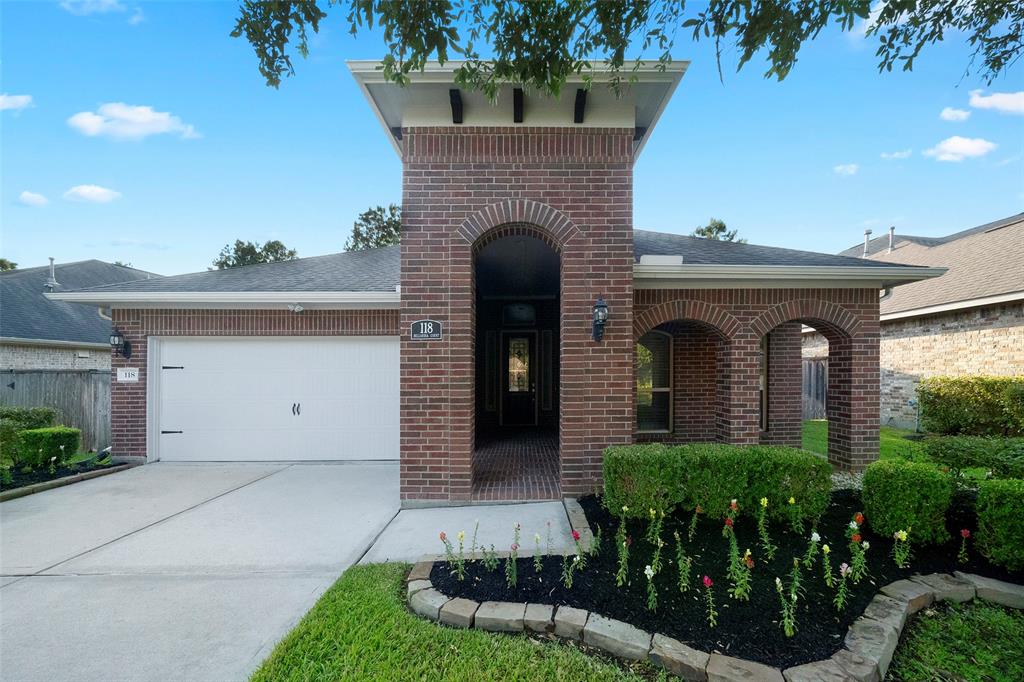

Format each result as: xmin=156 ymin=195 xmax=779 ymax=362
xmin=157 ymin=337 xmax=399 ymax=461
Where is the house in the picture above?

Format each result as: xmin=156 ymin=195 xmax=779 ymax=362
xmin=1 ymin=259 xmax=156 ymax=370
xmin=804 ymin=214 xmax=1024 ymax=429
xmin=48 ymin=62 xmax=943 ymax=505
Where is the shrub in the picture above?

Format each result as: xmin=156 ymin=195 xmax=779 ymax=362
xmin=0 ymin=406 xmax=58 ymax=464
xmin=976 ymin=478 xmax=1024 ymax=571
xmin=923 ymin=436 xmax=1024 ymax=481
xmin=991 ymin=439 xmax=1024 ymax=479
xmin=15 ymin=426 xmax=81 ymax=469
xmin=603 ymin=443 xmax=683 ymax=517
xmin=918 ymin=376 xmax=1024 ymax=436
xmin=862 ymin=459 xmax=953 ymax=545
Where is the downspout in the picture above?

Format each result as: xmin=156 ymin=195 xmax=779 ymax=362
xmin=879 ymin=287 xmax=893 ymax=303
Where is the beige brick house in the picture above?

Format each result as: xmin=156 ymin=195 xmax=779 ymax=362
xmin=803 ymin=213 xmax=1024 ymax=429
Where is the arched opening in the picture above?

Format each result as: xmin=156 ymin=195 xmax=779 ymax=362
xmin=472 ymin=231 xmax=561 ymax=499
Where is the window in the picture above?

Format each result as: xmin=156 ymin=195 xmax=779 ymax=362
xmin=507 ymin=337 xmax=530 ymax=392
xmin=637 ymin=331 xmax=672 ymax=432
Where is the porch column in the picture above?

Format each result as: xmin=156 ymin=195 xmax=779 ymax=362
xmin=760 ymin=322 xmax=803 ymax=447
xmin=716 ymin=334 xmax=760 ymax=444
xmin=826 ymin=326 xmax=880 ymax=471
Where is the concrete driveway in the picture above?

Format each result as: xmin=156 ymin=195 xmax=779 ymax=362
xmin=0 ymin=462 xmax=399 ymax=682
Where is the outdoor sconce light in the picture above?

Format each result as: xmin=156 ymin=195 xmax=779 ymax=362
xmin=592 ymin=296 xmax=609 ymax=342
xmin=110 ymin=327 xmax=132 ymax=359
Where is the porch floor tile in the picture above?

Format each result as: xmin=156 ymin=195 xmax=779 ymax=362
xmin=471 ymin=431 xmax=560 ymax=501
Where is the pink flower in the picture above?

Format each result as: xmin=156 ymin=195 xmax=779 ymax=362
xmin=572 ymin=530 xmax=581 ymax=541
xmin=961 ymin=528 xmax=971 ymax=539
xmin=439 ymin=531 xmax=447 ymax=542
xmin=724 ymin=517 xmax=734 ymax=528
xmin=702 ymin=575 xmax=713 ymax=589
xmin=854 ymin=512 xmax=864 ymax=525
xmin=851 ymin=533 xmax=862 ymax=544
xmin=840 ymin=562 xmax=851 ymax=578
xmin=729 ymin=499 xmax=738 ymax=511
xmin=511 ymin=543 xmax=519 ymax=551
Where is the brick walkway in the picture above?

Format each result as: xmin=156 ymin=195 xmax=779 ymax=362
xmin=471 ymin=430 xmax=560 ymax=501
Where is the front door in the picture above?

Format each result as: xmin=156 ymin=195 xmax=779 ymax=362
xmin=501 ymin=332 xmax=537 ymax=426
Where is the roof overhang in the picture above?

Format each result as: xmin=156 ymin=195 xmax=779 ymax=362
xmin=879 ymin=289 xmax=1024 ymax=322
xmin=45 ymin=291 xmax=401 ymax=310
xmin=633 ymin=264 xmax=948 ymax=290
xmin=0 ymin=336 xmax=109 ymax=350
xmin=348 ymin=59 xmax=688 ymax=160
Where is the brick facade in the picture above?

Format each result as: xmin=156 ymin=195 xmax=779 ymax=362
xmin=1 ymin=343 xmax=110 ymax=371
xmin=804 ymin=301 xmax=1024 ymax=428
xmin=400 ymin=127 xmax=636 ymax=502
xmin=109 ymin=308 xmax=399 ymax=459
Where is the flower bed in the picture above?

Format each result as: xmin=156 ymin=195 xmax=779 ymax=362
xmin=0 ymin=457 xmax=122 ymax=495
xmin=429 ymin=490 xmax=1023 ymax=670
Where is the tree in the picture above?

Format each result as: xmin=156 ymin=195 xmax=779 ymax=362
xmin=113 ymin=261 xmax=133 ymax=268
xmin=692 ymin=218 xmax=745 ymax=243
xmin=345 ymin=204 xmax=401 ymax=251
xmin=232 ymin=1 xmax=1021 ymax=97
xmin=212 ymin=240 xmax=298 ymax=269
xmin=0 ymin=258 xmax=16 ymax=271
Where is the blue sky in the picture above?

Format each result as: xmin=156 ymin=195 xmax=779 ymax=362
xmin=2 ymin=1 xmax=1022 ymax=275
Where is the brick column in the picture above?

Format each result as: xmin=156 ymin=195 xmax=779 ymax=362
xmin=828 ymin=325 xmax=881 ymax=471
xmin=717 ymin=334 xmax=760 ymax=444
xmin=760 ymin=322 xmax=803 ymax=447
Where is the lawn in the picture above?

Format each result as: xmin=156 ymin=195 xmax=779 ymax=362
xmin=251 ymin=563 xmax=666 ymax=682
xmin=888 ymin=600 xmax=1024 ymax=681
xmin=802 ymin=420 xmax=923 ymax=461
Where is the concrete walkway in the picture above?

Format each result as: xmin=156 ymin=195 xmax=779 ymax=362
xmin=0 ymin=462 xmax=399 ymax=682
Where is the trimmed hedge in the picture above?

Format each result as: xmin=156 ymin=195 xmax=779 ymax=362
xmin=0 ymin=406 xmax=57 ymax=464
xmin=918 ymin=376 xmax=1024 ymax=436
xmin=603 ymin=443 xmax=831 ymax=525
xmin=15 ymin=426 xmax=81 ymax=469
xmin=923 ymin=435 xmax=1024 ymax=481
xmin=976 ymin=478 xmax=1024 ymax=571
xmin=862 ymin=459 xmax=953 ymax=545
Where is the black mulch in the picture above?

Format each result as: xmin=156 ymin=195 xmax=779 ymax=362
xmin=1 ymin=459 xmax=119 ymax=493
xmin=431 ymin=489 xmax=1023 ymax=669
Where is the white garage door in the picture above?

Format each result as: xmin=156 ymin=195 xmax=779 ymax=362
xmin=155 ymin=337 xmax=399 ymax=461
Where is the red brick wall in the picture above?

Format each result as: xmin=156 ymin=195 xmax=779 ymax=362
xmin=400 ymin=127 xmax=636 ymax=502
xmin=760 ymin=322 xmax=804 ymax=447
xmin=109 ymin=309 xmax=399 ymax=459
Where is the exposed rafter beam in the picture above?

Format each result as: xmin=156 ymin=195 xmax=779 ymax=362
xmin=449 ymin=89 xmax=463 ymax=124
xmin=573 ymin=89 xmax=587 ymax=124
xmin=513 ymin=88 xmax=524 ymax=123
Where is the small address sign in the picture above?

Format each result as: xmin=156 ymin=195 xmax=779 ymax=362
xmin=410 ymin=319 xmax=443 ymax=341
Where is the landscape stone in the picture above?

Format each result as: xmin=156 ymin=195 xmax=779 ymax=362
xmin=563 ymin=498 xmax=594 ymax=551
xmin=406 ymin=579 xmax=432 ymax=599
xmin=843 ymin=617 xmax=899 ymax=680
xmin=439 ymin=597 xmax=479 ymax=628
xmin=407 ymin=561 xmax=434 ymax=582
xmin=954 ymin=571 xmax=1024 ymax=608
xmin=553 ymin=605 xmax=589 ymax=640
xmin=524 ymin=603 xmax=554 ymax=633
xmin=783 ymin=659 xmax=856 ymax=682
xmin=911 ymin=573 xmax=975 ymax=603
xmin=830 ymin=649 xmax=880 ymax=682
xmin=583 ymin=613 xmax=652 ymax=661
xmin=649 ymin=633 xmax=709 ymax=681
xmin=474 ymin=601 xmax=525 ymax=632
xmin=409 ymin=588 xmax=449 ymax=621
xmin=862 ymin=594 xmax=910 ymax=632
xmin=706 ymin=653 xmax=784 ymax=682
xmin=880 ymin=578 xmax=934 ymax=613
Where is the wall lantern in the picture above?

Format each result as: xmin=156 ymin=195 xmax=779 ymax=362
xmin=110 ymin=327 xmax=132 ymax=359
xmin=592 ymin=296 xmax=609 ymax=342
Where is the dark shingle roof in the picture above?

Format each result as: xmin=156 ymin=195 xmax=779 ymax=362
xmin=65 ymin=246 xmax=401 ymax=294
xmin=634 ymin=230 xmax=912 ymax=268
xmin=1 ymin=260 xmax=157 ymax=344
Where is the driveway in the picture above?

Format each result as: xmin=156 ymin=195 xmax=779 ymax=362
xmin=0 ymin=462 xmax=399 ymax=682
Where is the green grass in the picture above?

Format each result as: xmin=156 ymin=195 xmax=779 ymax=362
xmin=802 ymin=420 xmax=923 ymax=461
xmin=888 ymin=600 xmax=1024 ymax=681
xmin=251 ymin=563 xmax=665 ymax=682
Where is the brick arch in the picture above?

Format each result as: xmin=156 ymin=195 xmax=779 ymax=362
xmin=633 ymin=299 xmax=741 ymax=340
xmin=457 ymin=199 xmax=580 ymax=251
xmin=747 ymin=298 xmax=861 ymax=341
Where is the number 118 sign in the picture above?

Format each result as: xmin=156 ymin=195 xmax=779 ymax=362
xmin=410 ymin=319 xmax=443 ymax=341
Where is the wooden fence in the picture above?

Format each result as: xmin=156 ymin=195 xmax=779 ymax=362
xmin=0 ymin=369 xmax=111 ymax=451
xmin=802 ymin=358 xmax=828 ymax=420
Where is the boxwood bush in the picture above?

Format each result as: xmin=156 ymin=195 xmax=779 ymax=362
xmin=15 ymin=426 xmax=80 ymax=469
xmin=918 ymin=376 xmax=1024 ymax=436
xmin=862 ymin=459 xmax=953 ymax=545
xmin=0 ymin=406 xmax=57 ymax=464
xmin=604 ymin=443 xmax=831 ymax=524
xmin=923 ymin=435 xmax=1024 ymax=481
xmin=976 ymin=478 xmax=1024 ymax=571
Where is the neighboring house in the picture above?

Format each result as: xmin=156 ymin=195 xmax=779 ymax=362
xmin=804 ymin=214 xmax=1024 ymax=429
xmin=50 ymin=62 xmax=942 ymax=505
xmin=1 ymin=259 xmax=157 ymax=370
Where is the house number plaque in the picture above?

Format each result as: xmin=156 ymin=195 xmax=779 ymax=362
xmin=410 ymin=319 xmax=443 ymax=341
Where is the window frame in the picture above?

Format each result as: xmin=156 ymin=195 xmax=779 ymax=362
xmin=636 ymin=329 xmax=673 ymax=434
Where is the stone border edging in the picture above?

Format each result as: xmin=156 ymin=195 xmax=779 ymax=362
xmin=406 ymin=560 xmax=1024 ymax=681
xmin=0 ymin=464 xmax=137 ymax=503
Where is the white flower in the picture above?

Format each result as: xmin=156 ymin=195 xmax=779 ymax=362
xmin=775 ymin=577 xmax=783 ymax=589
xmin=810 ymin=531 xmax=820 ymax=543
xmin=644 ymin=565 xmax=655 ymax=580
xmin=534 ymin=533 xmax=541 ymax=543
xmin=849 ymin=521 xmax=859 ymax=530
xmin=862 ymin=541 xmax=870 ymax=550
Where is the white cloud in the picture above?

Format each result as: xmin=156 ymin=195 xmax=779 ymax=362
xmin=63 ymin=184 xmax=123 ymax=203
xmin=0 ymin=94 xmax=33 ymax=111
xmin=880 ymin=149 xmax=912 ymax=160
xmin=923 ymin=136 xmax=997 ymax=162
xmin=939 ymin=107 xmax=971 ymax=122
xmin=18 ymin=191 xmax=49 ymax=207
xmin=59 ymin=0 xmax=124 ymax=15
xmin=833 ymin=163 xmax=860 ymax=176
xmin=128 ymin=7 xmax=144 ymax=25
xmin=969 ymin=90 xmax=1024 ymax=115
xmin=68 ymin=102 xmax=199 ymax=141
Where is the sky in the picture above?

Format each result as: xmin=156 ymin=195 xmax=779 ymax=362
xmin=2 ymin=1 xmax=1022 ymax=276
